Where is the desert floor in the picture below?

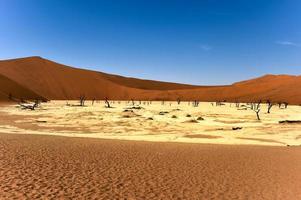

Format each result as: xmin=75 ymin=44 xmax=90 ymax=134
xmin=0 ymin=133 xmax=301 ymax=199
xmin=1 ymin=101 xmax=301 ymax=199
xmin=0 ymin=100 xmax=301 ymax=146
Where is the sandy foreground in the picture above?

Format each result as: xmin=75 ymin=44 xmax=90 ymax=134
xmin=0 ymin=100 xmax=301 ymax=146
xmin=0 ymin=133 xmax=301 ymax=199
xmin=1 ymin=101 xmax=301 ymax=199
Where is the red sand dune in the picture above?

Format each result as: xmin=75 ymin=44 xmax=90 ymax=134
xmin=0 ymin=73 xmax=46 ymax=101
xmin=0 ymin=56 xmax=300 ymax=104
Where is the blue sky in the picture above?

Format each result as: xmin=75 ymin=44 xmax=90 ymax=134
xmin=0 ymin=0 xmax=301 ymax=85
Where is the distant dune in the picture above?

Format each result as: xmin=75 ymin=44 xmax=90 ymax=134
xmin=0 ymin=56 xmax=300 ymax=104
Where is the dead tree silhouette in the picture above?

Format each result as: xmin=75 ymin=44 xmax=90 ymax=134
xmin=193 ymin=100 xmax=199 ymax=107
xmin=235 ymin=102 xmax=240 ymax=108
xmin=79 ymin=95 xmax=86 ymax=106
xmin=267 ymin=100 xmax=273 ymax=113
xmin=278 ymin=102 xmax=282 ymax=108
xmin=105 ymin=97 xmax=111 ymax=108
xmin=252 ymin=100 xmax=261 ymax=120
xmin=8 ymin=93 xmax=13 ymax=101
xmin=19 ymin=99 xmax=41 ymax=110
xmin=283 ymin=102 xmax=288 ymax=109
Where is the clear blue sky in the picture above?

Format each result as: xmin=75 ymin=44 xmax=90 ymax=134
xmin=0 ymin=0 xmax=301 ymax=85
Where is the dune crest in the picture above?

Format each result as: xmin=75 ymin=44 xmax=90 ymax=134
xmin=0 ymin=56 xmax=300 ymax=104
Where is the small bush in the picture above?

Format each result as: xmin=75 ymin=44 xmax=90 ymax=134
xmin=197 ymin=117 xmax=204 ymax=121
xmin=159 ymin=111 xmax=169 ymax=115
xmin=185 ymin=119 xmax=198 ymax=123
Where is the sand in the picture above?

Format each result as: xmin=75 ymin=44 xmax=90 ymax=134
xmin=1 ymin=100 xmax=301 ymax=199
xmin=1 ymin=101 xmax=301 ymax=146
xmin=1 ymin=56 xmax=301 ymax=199
xmin=0 ymin=133 xmax=300 ymax=199
xmin=1 ymin=57 xmax=301 ymax=104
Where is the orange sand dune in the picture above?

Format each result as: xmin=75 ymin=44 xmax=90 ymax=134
xmin=98 ymin=71 xmax=201 ymax=90
xmin=0 ymin=56 xmax=300 ymax=103
xmin=0 ymin=73 xmax=46 ymax=101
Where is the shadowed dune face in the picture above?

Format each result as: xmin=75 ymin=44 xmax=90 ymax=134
xmin=0 ymin=73 xmax=46 ymax=101
xmin=0 ymin=56 xmax=301 ymax=103
xmin=0 ymin=57 xmax=143 ymax=100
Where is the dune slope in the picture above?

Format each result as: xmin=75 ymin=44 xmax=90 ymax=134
xmin=0 ymin=56 xmax=300 ymax=103
xmin=0 ymin=73 xmax=46 ymax=101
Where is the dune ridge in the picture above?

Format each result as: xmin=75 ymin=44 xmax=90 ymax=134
xmin=0 ymin=56 xmax=300 ymax=104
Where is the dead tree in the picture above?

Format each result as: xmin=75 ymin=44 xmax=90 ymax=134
xmin=267 ymin=100 xmax=273 ymax=114
xmin=92 ymin=98 xmax=96 ymax=105
xmin=278 ymin=102 xmax=282 ymax=108
xmin=19 ymin=99 xmax=40 ymax=110
xmin=277 ymin=102 xmax=288 ymax=109
xmin=131 ymin=99 xmax=135 ymax=106
xmin=252 ymin=100 xmax=261 ymax=120
xmin=193 ymin=100 xmax=199 ymax=107
xmin=177 ymin=98 xmax=181 ymax=105
xmin=216 ymin=102 xmax=222 ymax=106
xmin=250 ymin=103 xmax=253 ymax=109
xmin=283 ymin=102 xmax=288 ymax=109
xmin=79 ymin=95 xmax=86 ymax=106
xmin=8 ymin=93 xmax=13 ymax=101
xmin=105 ymin=97 xmax=111 ymax=108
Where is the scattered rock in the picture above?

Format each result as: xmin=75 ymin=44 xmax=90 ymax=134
xmin=171 ymin=115 xmax=177 ymax=119
xmin=159 ymin=111 xmax=169 ymax=115
xmin=147 ymin=117 xmax=154 ymax=120
xmin=185 ymin=119 xmax=198 ymax=123
xmin=186 ymin=114 xmax=192 ymax=117
xmin=126 ymin=106 xmax=143 ymax=110
xmin=197 ymin=117 xmax=204 ymax=121
xmin=123 ymin=109 xmax=133 ymax=113
xmin=279 ymin=120 xmax=301 ymax=124
xmin=121 ymin=112 xmax=140 ymax=118
xmin=36 ymin=120 xmax=47 ymax=123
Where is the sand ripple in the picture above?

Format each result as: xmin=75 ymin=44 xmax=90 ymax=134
xmin=1 ymin=134 xmax=301 ymax=199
